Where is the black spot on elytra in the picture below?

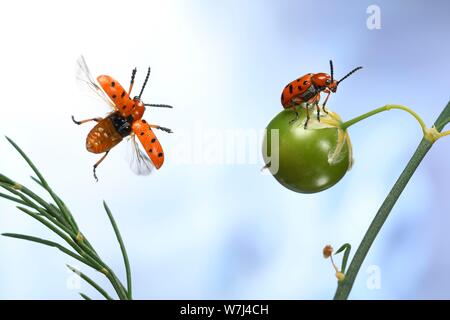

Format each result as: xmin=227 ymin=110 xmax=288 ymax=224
xmin=303 ymin=80 xmax=308 ymax=85
xmin=296 ymin=78 xmax=301 ymax=82
xmin=140 ymin=132 xmax=144 ymax=136
xmin=289 ymin=84 xmax=293 ymax=94
xmin=151 ymin=138 xmax=156 ymax=143
xmin=149 ymin=148 xmax=153 ymax=153
xmin=111 ymin=81 xmax=115 ymax=87
xmin=121 ymin=91 xmax=126 ymax=98
xmin=142 ymin=120 xmax=147 ymax=124
xmin=112 ymin=94 xmax=117 ymax=99
xmin=158 ymin=152 xmax=163 ymax=157
xmin=122 ymin=105 xmax=126 ymax=110
xmin=298 ymin=86 xmax=302 ymax=91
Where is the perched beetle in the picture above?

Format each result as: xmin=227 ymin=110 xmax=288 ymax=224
xmin=281 ymin=60 xmax=362 ymax=128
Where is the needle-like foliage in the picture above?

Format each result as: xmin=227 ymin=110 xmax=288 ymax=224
xmin=0 ymin=137 xmax=132 ymax=300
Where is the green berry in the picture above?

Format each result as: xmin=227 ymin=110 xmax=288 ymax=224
xmin=262 ymin=107 xmax=352 ymax=193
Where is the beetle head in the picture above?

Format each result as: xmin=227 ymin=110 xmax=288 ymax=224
xmin=320 ymin=60 xmax=362 ymax=93
xmin=311 ymin=73 xmax=338 ymax=92
xmin=329 ymin=79 xmax=338 ymax=92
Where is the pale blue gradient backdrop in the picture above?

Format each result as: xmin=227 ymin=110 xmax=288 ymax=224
xmin=0 ymin=0 xmax=449 ymax=299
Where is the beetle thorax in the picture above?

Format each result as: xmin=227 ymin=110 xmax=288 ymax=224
xmin=132 ymin=100 xmax=146 ymax=120
xmin=311 ymin=73 xmax=330 ymax=89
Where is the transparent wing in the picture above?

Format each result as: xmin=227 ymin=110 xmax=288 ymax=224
xmin=127 ymin=135 xmax=155 ymax=175
xmin=76 ymin=55 xmax=116 ymax=110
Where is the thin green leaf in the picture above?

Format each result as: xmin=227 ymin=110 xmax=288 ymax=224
xmin=29 ymin=177 xmax=65 ymax=221
xmin=1 ymin=180 xmax=67 ymax=225
xmin=335 ymin=243 xmax=349 ymax=254
xmin=5 ymin=137 xmax=78 ymax=232
xmin=30 ymin=176 xmax=44 ymax=188
xmin=2 ymin=233 xmax=91 ymax=266
xmin=105 ymin=272 xmax=128 ymax=300
xmin=5 ymin=137 xmax=47 ymax=186
xmin=334 ymin=243 xmax=351 ymax=273
xmin=0 ymin=173 xmax=15 ymax=184
xmin=103 ymin=201 xmax=132 ymax=299
xmin=67 ymin=265 xmax=113 ymax=300
xmin=0 ymin=192 xmax=28 ymax=206
xmin=435 ymin=117 xmax=449 ymax=130
xmin=79 ymin=293 xmax=92 ymax=300
xmin=6 ymin=188 xmax=76 ymax=237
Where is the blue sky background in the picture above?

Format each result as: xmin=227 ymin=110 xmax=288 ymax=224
xmin=0 ymin=0 xmax=449 ymax=299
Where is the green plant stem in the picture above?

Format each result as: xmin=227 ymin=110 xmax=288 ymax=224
xmin=341 ymin=104 xmax=428 ymax=134
xmin=334 ymin=100 xmax=450 ymax=300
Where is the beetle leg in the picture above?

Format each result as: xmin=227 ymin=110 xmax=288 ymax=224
xmin=304 ymin=104 xmax=310 ymax=129
xmin=322 ymin=90 xmax=331 ymax=114
xmin=93 ymin=151 xmax=110 ymax=182
xmin=71 ymin=116 xmax=102 ymax=125
xmin=316 ymin=103 xmax=321 ymax=121
xmin=289 ymin=107 xmax=300 ymax=124
xmin=260 ymin=161 xmax=271 ymax=171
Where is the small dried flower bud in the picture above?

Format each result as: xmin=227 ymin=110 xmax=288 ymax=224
xmin=336 ymin=271 xmax=345 ymax=281
xmin=323 ymin=245 xmax=333 ymax=258
xmin=12 ymin=183 xmax=22 ymax=190
xmin=76 ymin=232 xmax=84 ymax=243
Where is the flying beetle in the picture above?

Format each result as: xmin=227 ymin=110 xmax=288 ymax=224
xmin=73 ymin=56 xmax=173 ymax=181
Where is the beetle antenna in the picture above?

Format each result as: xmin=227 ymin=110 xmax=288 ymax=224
xmin=338 ymin=66 xmax=363 ymax=84
xmin=329 ymin=60 xmax=334 ymax=82
xmin=138 ymin=67 xmax=151 ymax=99
xmin=144 ymin=104 xmax=173 ymax=108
